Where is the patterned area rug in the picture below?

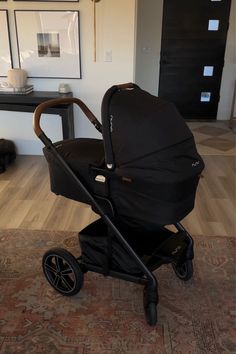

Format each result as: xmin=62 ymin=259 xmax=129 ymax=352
xmin=0 ymin=229 xmax=235 ymax=354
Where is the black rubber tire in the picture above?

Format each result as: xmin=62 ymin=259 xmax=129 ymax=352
xmin=144 ymin=302 xmax=157 ymax=326
xmin=42 ymin=248 xmax=84 ymax=296
xmin=143 ymin=286 xmax=158 ymax=326
xmin=172 ymin=259 xmax=193 ymax=281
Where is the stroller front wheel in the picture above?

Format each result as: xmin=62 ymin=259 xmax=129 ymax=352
xmin=42 ymin=248 xmax=84 ymax=296
xmin=144 ymin=302 xmax=157 ymax=326
xmin=172 ymin=259 xmax=193 ymax=281
xmin=143 ymin=285 xmax=158 ymax=326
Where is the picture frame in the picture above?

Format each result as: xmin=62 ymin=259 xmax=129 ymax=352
xmin=14 ymin=10 xmax=81 ymax=79
xmin=0 ymin=10 xmax=13 ymax=77
xmin=14 ymin=0 xmax=79 ymax=2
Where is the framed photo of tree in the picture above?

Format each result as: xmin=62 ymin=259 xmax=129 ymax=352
xmin=14 ymin=0 xmax=79 ymax=2
xmin=15 ymin=10 xmax=81 ymax=79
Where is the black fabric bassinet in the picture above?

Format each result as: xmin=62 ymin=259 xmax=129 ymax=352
xmin=101 ymin=84 xmax=204 ymax=225
xmin=43 ymin=83 xmax=204 ymax=225
xmin=44 ymin=138 xmax=104 ymax=204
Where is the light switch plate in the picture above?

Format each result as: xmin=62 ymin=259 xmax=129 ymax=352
xmin=104 ymin=50 xmax=112 ymax=62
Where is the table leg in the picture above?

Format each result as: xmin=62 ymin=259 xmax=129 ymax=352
xmin=60 ymin=105 xmax=75 ymax=140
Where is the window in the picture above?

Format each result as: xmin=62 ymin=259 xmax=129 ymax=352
xmin=208 ymin=20 xmax=220 ymax=31
xmin=201 ymin=92 xmax=211 ymax=102
xmin=203 ymin=66 xmax=214 ymax=76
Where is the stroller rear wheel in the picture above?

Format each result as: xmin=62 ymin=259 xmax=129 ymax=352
xmin=172 ymin=259 xmax=193 ymax=281
xmin=42 ymin=248 xmax=84 ymax=296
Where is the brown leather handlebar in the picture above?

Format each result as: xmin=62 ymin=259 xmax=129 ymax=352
xmin=116 ymin=82 xmax=136 ymax=90
xmin=33 ymin=97 xmax=102 ymax=137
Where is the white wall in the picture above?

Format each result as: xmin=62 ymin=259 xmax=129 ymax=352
xmin=0 ymin=0 xmax=136 ymax=155
xmin=217 ymin=0 xmax=236 ymax=120
xmin=135 ymin=0 xmax=163 ymax=96
xmin=135 ymin=0 xmax=236 ymax=120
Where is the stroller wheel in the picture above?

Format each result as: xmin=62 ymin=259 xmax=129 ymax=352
xmin=143 ymin=286 xmax=158 ymax=326
xmin=144 ymin=302 xmax=157 ymax=326
xmin=42 ymin=248 xmax=84 ymax=296
xmin=172 ymin=259 xmax=193 ymax=281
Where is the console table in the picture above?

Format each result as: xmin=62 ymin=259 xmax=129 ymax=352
xmin=0 ymin=91 xmax=75 ymax=140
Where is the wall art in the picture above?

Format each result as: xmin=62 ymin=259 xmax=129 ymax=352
xmin=15 ymin=10 xmax=81 ymax=79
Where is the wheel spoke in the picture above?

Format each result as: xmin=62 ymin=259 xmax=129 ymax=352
xmin=55 ymin=256 xmax=63 ymax=272
xmin=53 ymin=275 xmax=61 ymax=287
xmin=45 ymin=264 xmax=57 ymax=274
xmin=61 ymin=267 xmax=73 ymax=276
xmin=61 ymin=275 xmax=74 ymax=291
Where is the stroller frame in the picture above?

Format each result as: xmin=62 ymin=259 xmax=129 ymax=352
xmin=33 ymin=85 xmax=194 ymax=326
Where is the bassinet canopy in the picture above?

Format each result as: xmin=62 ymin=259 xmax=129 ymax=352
xmin=102 ymin=84 xmax=193 ymax=169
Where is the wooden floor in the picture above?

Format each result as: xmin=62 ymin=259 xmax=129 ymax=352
xmin=0 ymin=122 xmax=235 ymax=236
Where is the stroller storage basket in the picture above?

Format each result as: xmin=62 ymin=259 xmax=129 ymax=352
xmin=79 ymin=218 xmax=190 ymax=274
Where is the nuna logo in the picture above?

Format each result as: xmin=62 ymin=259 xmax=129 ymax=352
xmin=192 ymin=160 xmax=200 ymax=167
xmin=171 ymin=245 xmax=182 ymax=255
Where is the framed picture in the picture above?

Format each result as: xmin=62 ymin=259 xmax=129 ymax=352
xmin=14 ymin=0 xmax=79 ymax=2
xmin=14 ymin=10 xmax=81 ymax=79
xmin=0 ymin=10 xmax=13 ymax=77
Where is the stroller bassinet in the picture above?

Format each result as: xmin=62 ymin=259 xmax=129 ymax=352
xmin=44 ymin=83 xmax=203 ymax=225
xmin=33 ymin=83 xmax=204 ymax=326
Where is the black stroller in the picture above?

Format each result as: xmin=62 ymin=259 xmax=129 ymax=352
xmin=33 ymin=83 xmax=204 ymax=326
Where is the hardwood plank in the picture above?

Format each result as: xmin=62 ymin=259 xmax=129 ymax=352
xmin=0 ymin=181 xmax=9 ymax=194
xmin=19 ymin=200 xmax=56 ymax=230
xmin=42 ymin=197 xmax=94 ymax=231
xmin=0 ymin=199 xmax=33 ymax=229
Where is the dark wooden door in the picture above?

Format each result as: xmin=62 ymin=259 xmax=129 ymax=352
xmin=158 ymin=0 xmax=231 ymax=120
